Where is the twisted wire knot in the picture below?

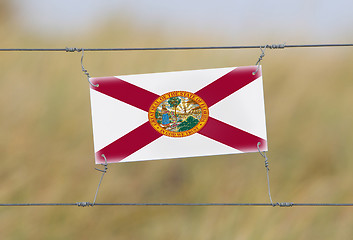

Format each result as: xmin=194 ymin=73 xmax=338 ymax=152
xmin=266 ymin=44 xmax=286 ymax=49
xmin=273 ymin=202 xmax=294 ymax=207
xmin=255 ymin=51 xmax=265 ymax=66
xmin=76 ymin=202 xmax=92 ymax=207
xmin=264 ymin=158 xmax=269 ymax=169
xmin=65 ymin=47 xmax=82 ymax=52
xmin=82 ymin=65 xmax=91 ymax=79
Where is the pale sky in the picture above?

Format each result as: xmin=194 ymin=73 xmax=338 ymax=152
xmin=10 ymin=0 xmax=353 ymax=42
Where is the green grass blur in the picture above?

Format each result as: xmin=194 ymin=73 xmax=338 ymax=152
xmin=1 ymin=8 xmax=353 ymax=240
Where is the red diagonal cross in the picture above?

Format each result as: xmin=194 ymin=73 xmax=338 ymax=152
xmin=90 ymin=67 xmax=267 ymax=163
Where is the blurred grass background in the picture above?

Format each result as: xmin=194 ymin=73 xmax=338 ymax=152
xmin=1 ymin=1 xmax=353 ymax=239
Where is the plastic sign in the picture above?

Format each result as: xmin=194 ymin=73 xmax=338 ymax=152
xmin=89 ymin=66 xmax=267 ymax=164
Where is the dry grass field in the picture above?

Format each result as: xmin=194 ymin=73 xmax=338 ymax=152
xmin=1 ymin=11 xmax=353 ymax=240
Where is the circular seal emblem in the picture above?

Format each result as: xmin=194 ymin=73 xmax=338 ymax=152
xmin=148 ymin=91 xmax=209 ymax=137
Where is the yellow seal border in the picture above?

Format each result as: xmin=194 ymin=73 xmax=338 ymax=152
xmin=148 ymin=91 xmax=209 ymax=137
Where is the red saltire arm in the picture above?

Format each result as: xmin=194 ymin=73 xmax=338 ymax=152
xmin=198 ymin=117 xmax=267 ymax=152
xmin=195 ymin=66 xmax=261 ymax=108
xmin=90 ymin=77 xmax=160 ymax=112
xmin=95 ymin=122 xmax=162 ymax=163
xmin=90 ymin=77 xmax=163 ymax=163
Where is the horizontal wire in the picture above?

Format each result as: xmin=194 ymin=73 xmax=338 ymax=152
xmin=0 ymin=43 xmax=352 ymax=52
xmin=92 ymin=203 xmax=353 ymax=207
xmin=1 ymin=202 xmax=353 ymax=207
xmin=0 ymin=203 xmax=77 ymax=206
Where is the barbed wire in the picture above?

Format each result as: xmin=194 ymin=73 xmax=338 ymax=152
xmin=0 ymin=43 xmax=352 ymax=52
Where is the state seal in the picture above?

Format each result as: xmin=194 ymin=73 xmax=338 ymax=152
xmin=148 ymin=91 xmax=209 ymax=137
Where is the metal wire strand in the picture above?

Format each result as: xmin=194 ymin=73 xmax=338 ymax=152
xmin=257 ymin=142 xmax=274 ymax=206
xmin=1 ymin=43 xmax=353 ymax=52
xmin=92 ymin=154 xmax=108 ymax=206
xmin=80 ymin=49 xmax=99 ymax=87
xmin=252 ymin=45 xmax=267 ymax=75
xmin=1 ymin=202 xmax=353 ymax=207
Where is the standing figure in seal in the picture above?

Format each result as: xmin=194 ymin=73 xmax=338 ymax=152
xmin=161 ymin=104 xmax=170 ymax=125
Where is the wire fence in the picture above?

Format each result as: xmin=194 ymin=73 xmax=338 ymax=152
xmin=1 ymin=42 xmax=353 ymax=207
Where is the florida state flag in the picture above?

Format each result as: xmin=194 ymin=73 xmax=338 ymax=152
xmin=89 ymin=66 xmax=267 ymax=164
